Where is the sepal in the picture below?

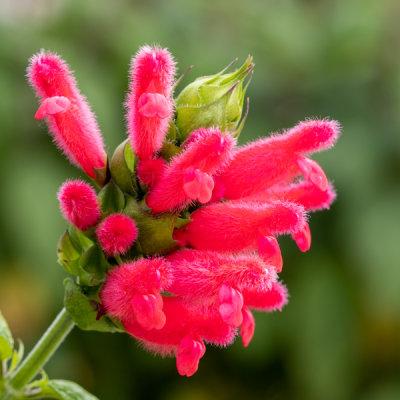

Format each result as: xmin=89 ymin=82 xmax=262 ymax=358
xmin=109 ymin=139 xmax=137 ymax=195
xmin=63 ymin=279 xmax=123 ymax=333
xmin=98 ymin=180 xmax=125 ymax=214
xmin=57 ymin=228 xmax=110 ymax=287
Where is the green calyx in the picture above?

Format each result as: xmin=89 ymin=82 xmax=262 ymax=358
xmin=109 ymin=139 xmax=137 ymax=195
xmin=175 ymin=56 xmax=254 ymax=141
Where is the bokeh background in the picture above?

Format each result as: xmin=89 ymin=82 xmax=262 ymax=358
xmin=1 ymin=0 xmax=400 ymax=399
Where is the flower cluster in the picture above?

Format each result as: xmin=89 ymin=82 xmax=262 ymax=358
xmin=28 ymin=46 xmax=339 ymax=377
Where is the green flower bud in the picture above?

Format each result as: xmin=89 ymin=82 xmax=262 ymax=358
xmin=175 ymin=56 xmax=254 ymax=141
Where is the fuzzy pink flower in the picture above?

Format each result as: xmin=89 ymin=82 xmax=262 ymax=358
xmin=242 ymin=180 xmax=336 ymax=212
xmin=100 ymin=258 xmax=171 ymax=329
xmin=215 ymin=119 xmax=340 ymax=200
xmin=166 ymin=250 xmax=277 ymax=305
xmin=102 ymin=264 xmax=235 ymax=376
xmin=126 ymin=46 xmax=176 ymax=160
xmin=96 ymin=214 xmax=138 ymax=256
xmin=146 ymin=128 xmax=235 ymax=213
xmin=176 ymin=200 xmax=306 ymax=253
xmin=57 ymin=180 xmax=100 ymax=230
xmin=123 ymin=297 xmax=235 ymax=376
xmin=27 ymin=51 xmax=107 ymax=178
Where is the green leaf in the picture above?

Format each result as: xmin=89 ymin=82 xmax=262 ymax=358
xmin=57 ymin=230 xmax=81 ymax=272
xmin=79 ymin=245 xmax=109 ymax=283
xmin=0 ymin=310 xmax=14 ymax=361
xmin=109 ymin=139 xmax=137 ymax=195
xmin=98 ymin=180 xmax=125 ymax=214
xmin=63 ymin=279 xmax=123 ymax=333
xmin=29 ymin=378 xmax=99 ymax=400
xmin=57 ymin=231 xmax=99 ymax=287
xmin=67 ymin=227 xmax=95 ymax=253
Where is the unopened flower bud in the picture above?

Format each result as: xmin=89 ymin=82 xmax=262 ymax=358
xmin=96 ymin=213 xmax=138 ymax=256
xmin=175 ymin=56 xmax=254 ymax=140
xmin=58 ymin=180 xmax=100 ymax=231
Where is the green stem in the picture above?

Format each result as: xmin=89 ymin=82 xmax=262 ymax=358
xmin=8 ymin=308 xmax=75 ymax=393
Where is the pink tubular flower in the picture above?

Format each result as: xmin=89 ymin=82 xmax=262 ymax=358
xmin=123 ymin=297 xmax=235 ymax=377
xmin=176 ymin=200 xmax=307 ymax=253
xmin=146 ymin=128 xmax=236 ymax=213
xmin=96 ymin=214 xmax=138 ymax=256
xmin=166 ymin=250 xmax=277 ymax=304
xmin=241 ymin=181 xmax=336 ymax=212
xmin=100 ymin=258 xmax=171 ymax=329
xmin=27 ymin=51 xmax=107 ymax=179
xmin=126 ymin=46 xmax=176 ymax=160
xmin=57 ymin=180 xmax=100 ymax=230
xmin=101 ymin=262 xmax=235 ymax=376
xmin=166 ymin=250 xmax=277 ymax=328
xmin=215 ymin=119 xmax=340 ymax=200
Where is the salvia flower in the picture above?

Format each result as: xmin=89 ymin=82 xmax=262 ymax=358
xmin=126 ymin=46 xmax=176 ymax=160
xmin=28 ymin=51 xmax=107 ymax=183
xmin=29 ymin=45 xmax=340 ymax=377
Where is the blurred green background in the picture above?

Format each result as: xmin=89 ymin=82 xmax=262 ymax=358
xmin=1 ymin=0 xmax=400 ymax=399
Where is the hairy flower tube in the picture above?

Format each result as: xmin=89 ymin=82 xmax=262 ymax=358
xmin=28 ymin=51 xmax=107 ymax=183
xmin=26 ymin=45 xmax=340 ymax=381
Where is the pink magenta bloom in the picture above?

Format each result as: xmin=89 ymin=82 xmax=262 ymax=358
xmin=126 ymin=46 xmax=176 ymax=160
xmin=146 ymin=128 xmax=235 ymax=213
xmin=123 ymin=297 xmax=235 ymax=377
xmin=214 ymin=119 xmax=340 ymax=200
xmin=242 ymin=180 xmax=336 ymax=212
xmin=176 ymin=200 xmax=306 ymax=253
xmin=27 ymin=51 xmax=107 ymax=178
xmin=166 ymin=250 xmax=277 ymax=304
xmin=96 ymin=214 xmax=138 ymax=256
xmin=100 ymin=258 xmax=171 ymax=329
xmin=57 ymin=180 xmax=100 ymax=230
